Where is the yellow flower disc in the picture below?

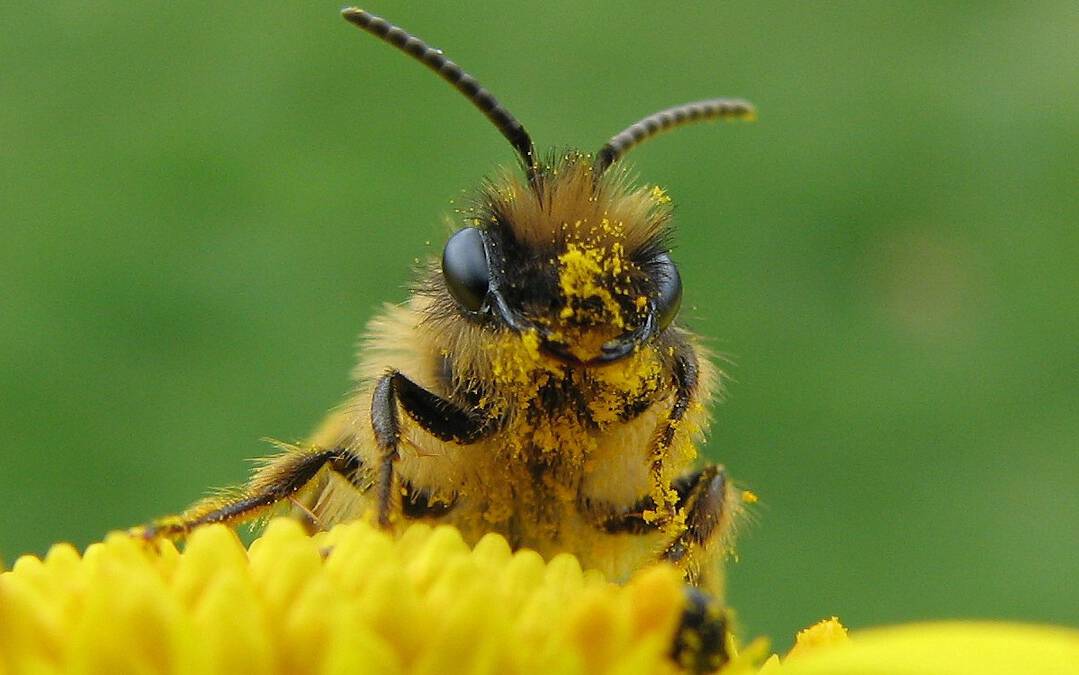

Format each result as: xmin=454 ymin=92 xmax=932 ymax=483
xmin=0 ymin=519 xmax=688 ymax=675
xmin=4 ymin=520 xmax=1078 ymax=675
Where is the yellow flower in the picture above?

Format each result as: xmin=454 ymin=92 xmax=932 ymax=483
xmin=0 ymin=519 xmax=689 ymax=675
xmin=2 ymin=521 xmax=1078 ymax=675
xmin=759 ymin=617 xmax=1079 ymax=675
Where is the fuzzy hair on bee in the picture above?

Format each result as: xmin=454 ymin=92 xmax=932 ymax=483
xmin=136 ymin=8 xmax=756 ymax=672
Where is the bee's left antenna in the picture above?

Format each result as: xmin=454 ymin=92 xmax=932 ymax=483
xmin=342 ymin=8 xmax=538 ymax=181
xmin=594 ymin=99 xmax=756 ymax=176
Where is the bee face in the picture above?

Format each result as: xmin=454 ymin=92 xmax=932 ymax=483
xmin=440 ymin=158 xmax=684 ymax=366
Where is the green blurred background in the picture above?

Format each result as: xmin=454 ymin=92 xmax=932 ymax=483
xmin=3 ymin=1 xmax=1077 ymax=647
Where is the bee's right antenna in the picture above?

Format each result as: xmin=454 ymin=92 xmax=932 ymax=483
xmin=593 ymin=99 xmax=756 ymax=176
xmin=341 ymin=8 xmax=538 ymax=185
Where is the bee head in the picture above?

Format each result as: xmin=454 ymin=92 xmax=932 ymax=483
xmin=441 ymin=155 xmax=682 ymax=365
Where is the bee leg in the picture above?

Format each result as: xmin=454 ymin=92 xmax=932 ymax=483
xmin=137 ymin=447 xmax=364 ymax=540
xmin=370 ymin=370 xmax=495 ymax=528
xmin=646 ymin=351 xmax=700 ymax=527
xmin=593 ymin=464 xmax=731 ymax=548
xmin=661 ymin=464 xmax=732 ymax=570
xmin=672 ymin=587 xmax=729 ymax=674
xmin=591 ymin=464 xmax=736 ymax=575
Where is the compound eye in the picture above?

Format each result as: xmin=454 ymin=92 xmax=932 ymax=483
xmin=442 ymin=227 xmax=490 ymax=312
xmin=652 ymin=253 xmax=683 ymax=331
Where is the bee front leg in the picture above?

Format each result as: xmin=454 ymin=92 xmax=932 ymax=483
xmin=644 ymin=351 xmax=699 ymax=529
xmin=592 ymin=464 xmax=736 ymax=578
xmin=136 ymin=446 xmax=365 ymax=540
xmin=370 ymin=369 xmax=495 ymax=528
xmin=661 ymin=465 xmax=735 ymax=573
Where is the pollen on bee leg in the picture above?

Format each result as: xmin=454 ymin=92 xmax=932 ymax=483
xmin=643 ymin=482 xmax=688 ymax=537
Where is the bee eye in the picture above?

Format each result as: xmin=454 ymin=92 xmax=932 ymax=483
xmin=653 ymin=254 xmax=683 ymax=331
xmin=442 ymin=227 xmax=491 ymax=312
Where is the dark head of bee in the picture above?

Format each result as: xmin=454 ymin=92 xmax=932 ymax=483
xmin=438 ymin=158 xmax=683 ymax=367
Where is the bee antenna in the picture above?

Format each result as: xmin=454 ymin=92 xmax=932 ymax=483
xmin=593 ymin=98 xmax=756 ymax=176
xmin=342 ymin=8 xmax=538 ymax=183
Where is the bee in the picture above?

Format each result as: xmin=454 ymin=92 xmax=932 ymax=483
xmin=138 ymin=8 xmax=756 ymax=671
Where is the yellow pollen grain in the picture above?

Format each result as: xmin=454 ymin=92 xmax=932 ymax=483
xmin=584 ymin=351 xmax=661 ymax=427
xmin=489 ymin=329 xmax=549 ymax=386
xmin=649 ymin=185 xmax=672 ymax=205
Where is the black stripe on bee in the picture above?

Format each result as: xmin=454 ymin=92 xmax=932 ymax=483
xmin=401 ymin=481 xmax=457 ymax=519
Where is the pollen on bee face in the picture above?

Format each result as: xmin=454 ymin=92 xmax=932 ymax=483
xmin=557 ymin=243 xmax=627 ymax=329
xmin=488 ymin=327 xmax=555 ymax=389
